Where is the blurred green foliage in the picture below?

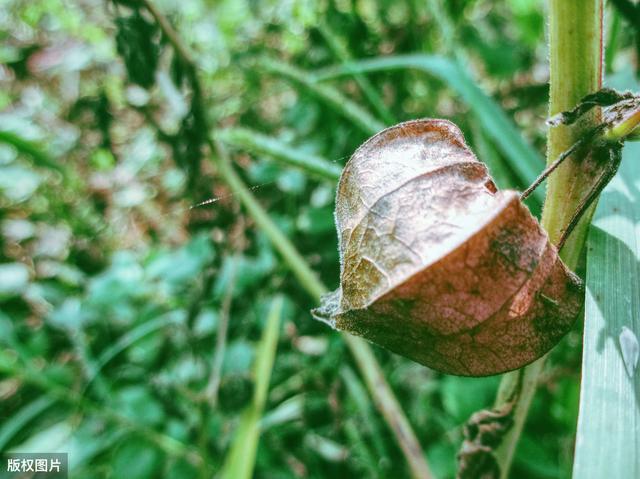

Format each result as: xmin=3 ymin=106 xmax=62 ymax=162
xmin=0 ymin=0 xmax=637 ymax=478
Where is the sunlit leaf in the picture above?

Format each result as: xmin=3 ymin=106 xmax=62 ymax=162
xmin=574 ymin=72 xmax=640 ymax=479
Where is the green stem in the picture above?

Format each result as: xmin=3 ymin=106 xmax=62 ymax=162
xmin=492 ymin=1 xmax=604 ymax=476
xmin=542 ymin=0 xmax=604 ymax=266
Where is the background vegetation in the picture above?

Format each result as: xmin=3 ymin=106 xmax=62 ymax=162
xmin=0 ymin=0 xmax=638 ymax=478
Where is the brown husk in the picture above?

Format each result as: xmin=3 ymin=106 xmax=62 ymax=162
xmin=313 ymin=119 xmax=583 ymax=376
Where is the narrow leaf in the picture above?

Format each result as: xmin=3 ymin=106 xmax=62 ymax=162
xmin=258 ymin=57 xmax=385 ymax=136
xmin=216 ymin=127 xmax=342 ymax=181
xmin=220 ymin=296 xmax=284 ymax=479
xmin=318 ymin=21 xmax=396 ymax=125
xmin=574 ymin=104 xmax=640 ymax=477
xmin=0 ymin=396 xmax=55 ymax=451
xmin=0 ymin=130 xmax=66 ymax=174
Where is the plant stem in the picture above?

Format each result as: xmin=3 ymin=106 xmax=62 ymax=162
xmin=135 ymin=2 xmax=433 ymax=477
xmin=542 ymin=0 xmax=604 ymax=267
xmin=492 ymin=1 xmax=604 ymax=476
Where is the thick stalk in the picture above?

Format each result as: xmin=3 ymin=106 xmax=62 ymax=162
xmin=492 ymin=1 xmax=603 ymax=476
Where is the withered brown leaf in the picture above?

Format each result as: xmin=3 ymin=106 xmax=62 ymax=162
xmin=312 ymin=119 xmax=583 ymax=376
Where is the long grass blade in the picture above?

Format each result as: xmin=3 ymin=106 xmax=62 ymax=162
xmin=220 ymin=295 xmax=284 ymax=479
xmin=216 ymin=128 xmax=342 ymax=181
xmin=258 ymin=57 xmax=385 ymax=136
xmin=573 ymin=70 xmax=640 ymax=478
xmin=0 ymin=396 xmax=56 ymax=451
xmin=317 ymin=21 xmax=396 ymax=125
xmin=573 ymin=143 xmax=640 ymax=479
xmin=0 ymin=130 xmax=66 ymax=174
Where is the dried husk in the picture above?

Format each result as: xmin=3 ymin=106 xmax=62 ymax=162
xmin=313 ymin=119 xmax=583 ymax=376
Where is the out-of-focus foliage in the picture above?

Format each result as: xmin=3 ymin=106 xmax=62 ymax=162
xmin=0 ymin=0 xmax=637 ymax=478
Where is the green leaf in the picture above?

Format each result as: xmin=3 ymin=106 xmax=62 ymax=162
xmin=112 ymin=437 xmax=163 ymax=479
xmin=216 ymin=127 xmax=342 ymax=181
xmin=220 ymin=296 xmax=283 ymax=479
xmin=574 ymin=71 xmax=640 ymax=478
xmin=315 ymin=54 xmax=545 ymax=203
xmin=0 ymin=396 xmax=55 ymax=451
xmin=317 ymin=21 xmax=396 ymax=125
xmin=0 ymin=129 xmax=66 ymax=174
xmin=258 ymin=57 xmax=385 ymax=136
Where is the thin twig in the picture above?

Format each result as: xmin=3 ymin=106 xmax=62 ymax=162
xmin=134 ymin=3 xmax=433 ymax=477
xmin=520 ymin=138 xmax=586 ymax=200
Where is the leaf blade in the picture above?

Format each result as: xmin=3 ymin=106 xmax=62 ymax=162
xmin=259 ymin=57 xmax=385 ymax=136
xmin=574 ymin=73 xmax=640 ymax=478
xmin=220 ymin=296 xmax=284 ymax=479
xmin=216 ymin=127 xmax=342 ymax=181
